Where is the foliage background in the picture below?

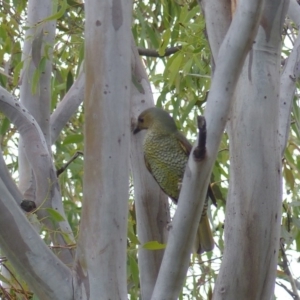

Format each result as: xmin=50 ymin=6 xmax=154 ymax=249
xmin=0 ymin=0 xmax=299 ymax=298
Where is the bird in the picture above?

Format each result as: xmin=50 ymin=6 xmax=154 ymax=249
xmin=133 ymin=107 xmax=214 ymax=254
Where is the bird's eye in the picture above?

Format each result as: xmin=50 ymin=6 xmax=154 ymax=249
xmin=138 ymin=117 xmax=144 ymax=123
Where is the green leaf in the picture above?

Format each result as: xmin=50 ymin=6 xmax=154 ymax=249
xmin=128 ymin=255 xmax=139 ymax=288
xmin=41 ymin=0 xmax=68 ymax=22
xmin=158 ymin=28 xmax=171 ymax=56
xmin=142 ymin=241 xmax=166 ymax=250
xmin=31 ymin=56 xmax=47 ymax=94
xmin=127 ymin=224 xmax=140 ymax=246
xmin=0 ymin=117 xmax=10 ymax=135
xmin=66 ymin=70 xmax=74 ymax=92
xmin=13 ymin=60 xmax=24 ymax=86
xmin=167 ymin=52 xmax=183 ymax=86
xmin=132 ymin=75 xmax=145 ymax=94
xmin=62 ymin=134 xmax=84 ymax=145
xmin=283 ymin=165 xmax=294 ymax=190
xmin=46 ymin=208 xmax=65 ymax=222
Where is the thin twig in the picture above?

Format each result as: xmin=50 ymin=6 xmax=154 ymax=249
xmin=276 ymin=281 xmax=299 ymax=299
xmin=2 ymin=264 xmax=29 ymax=300
xmin=280 ymin=239 xmax=300 ymax=299
xmin=56 ymin=151 xmax=83 ymax=177
xmin=193 ymin=116 xmax=207 ymax=161
xmin=138 ymin=46 xmax=181 ymax=57
xmin=49 ymin=243 xmax=76 ymax=250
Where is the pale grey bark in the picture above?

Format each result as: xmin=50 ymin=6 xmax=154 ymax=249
xmin=130 ymin=38 xmax=170 ymax=300
xmin=16 ymin=0 xmax=75 ymax=264
xmin=19 ymin=0 xmax=54 ymax=144
xmin=199 ymin=0 xmax=231 ymax=63
xmin=0 ymin=85 xmax=75 ymax=253
xmin=73 ymin=0 xmax=132 ymax=298
xmin=19 ymin=0 xmax=55 ymax=192
xmin=288 ymin=0 xmax=300 ymax=26
xmin=0 ymin=145 xmax=23 ymax=205
xmin=214 ymin=1 xmax=288 ymax=300
xmin=0 ymin=175 xmax=73 ymax=300
xmin=279 ymin=0 xmax=300 ymax=154
xmin=50 ymin=70 xmax=85 ymax=143
xmin=151 ymin=1 xmax=264 ymax=299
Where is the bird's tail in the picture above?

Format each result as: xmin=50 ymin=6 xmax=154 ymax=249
xmin=193 ymin=191 xmax=215 ymax=254
xmin=194 ymin=213 xmax=214 ymax=254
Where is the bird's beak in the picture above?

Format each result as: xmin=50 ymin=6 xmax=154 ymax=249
xmin=133 ymin=126 xmax=141 ymax=135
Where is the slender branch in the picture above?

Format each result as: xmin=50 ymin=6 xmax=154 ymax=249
xmin=2 ymin=264 xmax=29 ymax=299
xmin=138 ymin=46 xmax=181 ymax=57
xmin=0 ymin=146 xmax=23 ymax=205
xmin=0 ymin=177 xmax=73 ymax=299
xmin=193 ymin=116 xmax=207 ymax=161
xmin=0 ymin=86 xmax=75 ymax=262
xmin=280 ymin=239 xmax=300 ymax=299
xmin=276 ymin=281 xmax=299 ymax=299
xmin=288 ymin=0 xmax=300 ymax=27
xmin=56 ymin=151 xmax=83 ymax=177
xmin=151 ymin=1 xmax=265 ymax=299
xmin=50 ymin=70 xmax=85 ymax=144
xmin=279 ymin=0 xmax=300 ymax=154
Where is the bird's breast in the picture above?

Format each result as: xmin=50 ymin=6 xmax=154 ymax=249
xmin=143 ymin=131 xmax=188 ymax=202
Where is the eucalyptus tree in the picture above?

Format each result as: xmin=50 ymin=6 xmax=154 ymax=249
xmin=0 ymin=0 xmax=299 ymax=299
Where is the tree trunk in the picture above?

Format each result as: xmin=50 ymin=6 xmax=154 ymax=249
xmin=213 ymin=1 xmax=288 ymax=299
xmin=74 ymin=0 xmax=132 ymax=298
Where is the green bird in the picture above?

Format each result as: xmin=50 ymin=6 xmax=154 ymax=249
xmin=133 ymin=107 xmax=214 ymax=254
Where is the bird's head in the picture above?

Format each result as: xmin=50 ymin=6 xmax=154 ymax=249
xmin=133 ymin=107 xmax=177 ymax=135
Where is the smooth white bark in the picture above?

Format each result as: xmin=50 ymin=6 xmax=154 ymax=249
xmin=0 ymin=177 xmax=73 ymax=300
xmin=287 ymin=0 xmax=300 ymax=27
xmin=74 ymin=0 xmax=132 ymax=298
xmin=215 ymin=1 xmax=288 ymax=299
xmin=16 ymin=0 xmax=75 ymax=264
xmin=0 ymin=86 xmax=75 ymax=261
xmin=199 ymin=0 xmax=231 ymax=63
xmin=0 ymin=146 xmax=23 ymax=205
xmin=151 ymin=1 xmax=264 ymax=299
xmin=19 ymin=0 xmax=55 ymax=193
xmin=279 ymin=0 xmax=300 ymax=154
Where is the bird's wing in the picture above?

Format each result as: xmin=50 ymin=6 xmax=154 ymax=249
xmin=144 ymin=155 xmax=152 ymax=174
xmin=176 ymin=131 xmax=192 ymax=156
xmin=176 ymin=131 xmax=218 ymax=207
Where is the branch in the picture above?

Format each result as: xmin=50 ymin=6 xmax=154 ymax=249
xmin=0 ymin=86 xmax=75 ymax=263
xmin=50 ymin=70 xmax=85 ymax=144
xmin=137 ymin=46 xmax=181 ymax=57
xmin=280 ymin=239 xmax=300 ymax=299
xmin=151 ymin=1 xmax=265 ymax=298
xmin=0 ymin=177 xmax=73 ymax=300
xmin=193 ymin=116 xmax=207 ymax=161
xmin=199 ymin=0 xmax=231 ymax=62
xmin=73 ymin=0 xmax=132 ymax=297
xmin=279 ymin=0 xmax=300 ymax=154
xmin=0 ymin=146 xmax=23 ymax=205
xmin=56 ymin=151 xmax=83 ymax=177
xmin=288 ymin=0 xmax=300 ymax=26
xmin=276 ymin=281 xmax=299 ymax=299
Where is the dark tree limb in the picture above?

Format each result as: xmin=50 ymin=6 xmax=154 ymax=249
xmin=279 ymin=239 xmax=300 ymax=299
xmin=56 ymin=151 xmax=83 ymax=177
xmin=138 ymin=46 xmax=181 ymax=57
xmin=193 ymin=116 xmax=207 ymax=161
xmin=276 ymin=281 xmax=299 ymax=299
